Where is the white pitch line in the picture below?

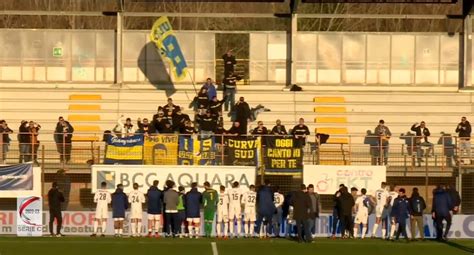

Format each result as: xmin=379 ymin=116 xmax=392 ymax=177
xmin=211 ymin=242 xmax=219 ymax=255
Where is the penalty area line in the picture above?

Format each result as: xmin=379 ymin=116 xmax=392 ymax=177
xmin=211 ymin=242 xmax=219 ymax=255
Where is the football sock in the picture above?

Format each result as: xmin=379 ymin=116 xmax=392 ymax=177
xmin=353 ymin=228 xmax=358 ymax=238
xmin=137 ymin=222 xmax=142 ymax=235
xmin=390 ymin=226 xmax=396 ymax=239
xmin=244 ymin=223 xmax=249 ymax=235
xmin=230 ymin=221 xmax=235 ymax=236
xmin=101 ymin=221 xmax=107 ymax=234
xmin=237 ymin=221 xmax=241 ymax=237
xmin=382 ymin=228 xmax=386 ymax=238
xmin=114 ymin=229 xmax=118 ymax=234
xmin=155 ymin=221 xmax=160 ymax=234
xmin=119 ymin=228 xmax=123 ymax=235
xmin=93 ymin=221 xmax=99 ymax=234
xmin=362 ymin=227 xmax=368 ymax=239
xmin=131 ymin=222 xmax=136 ymax=235
xmin=250 ymin=223 xmax=255 ymax=236
xmin=195 ymin=225 xmax=200 ymax=237
xmin=217 ymin=223 xmax=222 ymax=236
xmin=372 ymin=224 xmax=379 ymax=236
xmin=224 ymin=223 xmax=229 ymax=237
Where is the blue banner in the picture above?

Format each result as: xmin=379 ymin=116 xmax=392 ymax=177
xmin=104 ymin=135 xmax=144 ymax=164
xmin=199 ymin=137 xmax=216 ymax=165
xmin=0 ymin=164 xmax=33 ymax=190
xmin=178 ymin=136 xmax=194 ymax=165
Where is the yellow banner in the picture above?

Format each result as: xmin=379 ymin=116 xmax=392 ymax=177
xmin=144 ymin=135 xmax=178 ymax=165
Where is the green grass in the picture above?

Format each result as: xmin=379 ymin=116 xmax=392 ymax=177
xmin=0 ymin=237 xmax=472 ymax=255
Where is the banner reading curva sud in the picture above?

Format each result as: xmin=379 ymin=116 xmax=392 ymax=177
xmin=224 ymin=137 xmax=260 ymax=166
xmin=303 ymin=165 xmax=386 ymax=195
xmin=91 ymin=165 xmax=256 ymax=194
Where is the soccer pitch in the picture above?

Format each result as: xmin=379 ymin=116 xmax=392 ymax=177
xmin=0 ymin=237 xmax=472 ymax=255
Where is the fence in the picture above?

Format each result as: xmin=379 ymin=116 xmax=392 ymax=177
xmin=0 ymin=132 xmax=470 ymax=213
xmin=0 ymin=29 xmax=472 ymax=86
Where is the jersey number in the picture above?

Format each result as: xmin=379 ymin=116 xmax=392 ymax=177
xmin=377 ymin=193 xmax=382 ymax=201
xmin=248 ymin=196 xmax=255 ymax=203
xmin=219 ymin=198 xmax=223 ymax=205
xmin=132 ymin=196 xmax=139 ymax=203
xmin=232 ymin=194 xmax=239 ymax=201
xmin=99 ymin=193 xmax=107 ymax=201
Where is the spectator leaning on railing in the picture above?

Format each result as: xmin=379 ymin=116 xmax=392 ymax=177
xmin=28 ymin=121 xmax=41 ymax=165
xmin=0 ymin=120 xmax=13 ymax=164
xmin=411 ymin=121 xmax=434 ymax=166
xmin=455 ymin=116 xmax=471 ymax=160
xmin=271 ymin=119 xmax=288 ymax=136
xmin=18 ymin=120 xmax=30 ymax=163
xmin=54 ymin=116 xmax=74 ymax=164
xmin=114 ymin=115 xmax=136 ymax=138
xmin=374 ymin=120 xmax=392 ymax=166
xmin=292 ymin=118 xmax=310 ymax=148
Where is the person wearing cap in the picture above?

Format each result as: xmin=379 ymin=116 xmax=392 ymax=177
xmin=411 ymin=121 xmax=434 ymax=166
xmin=391 ymin=188 xmax=410 ymax=241
xmin=114 ymin=115 xmax=136 ymax=138
xmin=374 ymin=119 xmax=392 ymax=165
xmin=48 ymin=182 xmax=65 ymax=237
xmin=198 ymin=109 xmax=217 ymax=139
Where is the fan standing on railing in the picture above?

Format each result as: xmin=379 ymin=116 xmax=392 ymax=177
xmin=374 ymin=120 xmax=392 ymax=166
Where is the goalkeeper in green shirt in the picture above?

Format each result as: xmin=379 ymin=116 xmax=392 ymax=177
xmin=202 ymin=181 xmax=218 ymax=237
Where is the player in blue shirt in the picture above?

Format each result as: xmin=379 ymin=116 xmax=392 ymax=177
xmin=147 ymin=180 xmax=163 ymax=237
xmin=111 ymin=184 xmax=128 ymax=237
xmin=186 ymin=182 xmax=202 ymax=238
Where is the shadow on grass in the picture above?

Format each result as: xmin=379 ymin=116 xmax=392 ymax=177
xmin=443 ymin=240 xmax=474 ymax=254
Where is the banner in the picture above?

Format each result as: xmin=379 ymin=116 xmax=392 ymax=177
xmin=264 ymin=137 xmax=302 ymax=173
xmin=303 ymin=165 xmax=386 ymax=195
xmin=92 ymin=165 xmax=256 ymax=194
xmin=150 ymin=16 xmax=188 ymax=80
xmin=144 ymin=135 xmax=178 ymax=165
xmin=0 ymin=211 xmax=472 ymax=238
xmin=16 ymin=196 xmax=42 ymax=237
xmin=198 ymin=137 xmax=216 ymax=165
xmin=225 ymin=137 xmax=260 ymax=166
xmin=104 ymin=135 xmax=144 ymax=164
xmin=178 ymin=136 xmax=194 ymax=165
xmin=0 ymin=164 xmax=41 ymax=198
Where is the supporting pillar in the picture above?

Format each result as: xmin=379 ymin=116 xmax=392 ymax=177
xmin=115 ymin=11 xmax=123 ymax=86
xmin=286 ymin=13 xmax=297 ymax=87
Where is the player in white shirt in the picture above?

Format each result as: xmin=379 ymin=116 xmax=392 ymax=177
xmin=128 ymin=183 xmax=146 ymax=237
xmin=242 ymin=185 xmax=257 ymax=237
xmin=91 ymin=181 xmax=112 ymax=237
xmin=354 ymin=188 xmax=372 ymax=239
xmin=217 ymin=185 xmax=230 ymax=239
xmin=272 ymin=187 xmax=285 ymax=237
xmin=371 ymin=182 xmax=389 ymax=238
xmin=387 ymin=184 xmax=399 ymax=240
xmin=228 ymin=181 xmax=243 ymax=238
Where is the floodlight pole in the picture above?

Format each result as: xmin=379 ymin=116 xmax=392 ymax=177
xmin=287 ymin=13 xmax=297 ymax=87
xmin=115 ymin=11 xmax=124 ymax=86
xmin=461 ymin=15 xmax=472 ymax=89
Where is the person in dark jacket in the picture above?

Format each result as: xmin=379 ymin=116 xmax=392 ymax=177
xmin=55 ymin=169 xmax=71 ymax=211
xmin=162 ymin=98 xmax=180 ymax=120
xmin=408 ymin=187 xmax=426 ymax=240
xmin=185 ymin=182 xmax=202 ymax=238
xmin=147 ymin=180 xmax=163 ymax=237
xmin=455 ymin=116 xmax=471 ymax=160
xmin=227 ymin=122 xmax=242 ymax=136
xmin=137 ymin=118 xmax=157 ymax=137
xmin=18 ymin=120 xmax=30 ymax=163
xmin=223 ymin=71 xmax=238 ymax=112
xmin=330 ymin=184 xmax=345 ymax=238
xmin=27 ymin=121 xmax=41 ymax=165
xmin=172 ymin=107 xmax=190 ymax=132
xmin=307 ymin=184 xmax=321 ymax=236
xmin=446 ymin=184 xmax=461 ymax=214
xmin=392 ymin=188 xmax=410 ymax=241
xmin=54 ymin=116 xmax=74 ymax=164
xmin=163 ymin=180 xmax=180 ymax=237
xmin=209 ymin=96 xmax=226 ymax=119
xmin=111 ymin=184 xmax=128 ymax=237
xmin=271 ymin=119 xmax=288 ymax=136
xmin=198 ymin=110 xmax=217 ymax=139
xmin=222 ymin=50 xmax=237 ymax=77
xmin=256 ymin=179 xmax=276 ymax=238
xmin=292 ymin=118 xmax=310 ymax=148
xmin=336 ymin=186 xmax=355 ymax=238
xmin=234 ymin=97 xmax=251 ymax=135
xmin=432 ymin=185 xmax=453 ymax=241
xmin=0 ymin=120 xmax=13 ymax=164
xmin=48 ymin=182 xmax=65 ymax=237
xmin=411 ymin=121 xmax=434 ymax=163
xmin=290 ymin=184 xmax=312 ymax=243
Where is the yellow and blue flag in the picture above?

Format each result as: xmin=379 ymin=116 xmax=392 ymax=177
xmin=150 ymin=16 xmax=188 ymax=80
